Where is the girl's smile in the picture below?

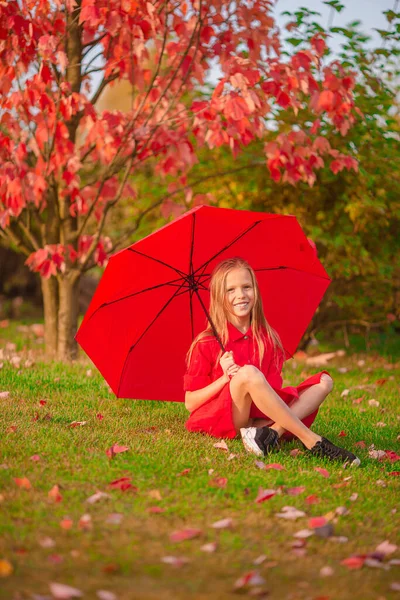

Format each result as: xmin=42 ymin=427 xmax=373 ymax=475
xmin=225 ymin=267 xmax=255 ymax=329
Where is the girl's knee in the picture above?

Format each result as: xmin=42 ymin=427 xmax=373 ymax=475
xmin=320 ymin=373 xmax=334 ymax=393
xmin=235 ymin=364 xmax=264 ymax=386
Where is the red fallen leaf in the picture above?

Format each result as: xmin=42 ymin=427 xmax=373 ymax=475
xmin=309 ymin=517 xmax=327 ymax=529
xmin=209 ymin=477 xmax=228 ymax=488
xmin=70 ymin=421 xmax=87 ymax=428
xmin=234 ymin=570 xmax=266 ymax=589
xmin=255 ymin=488 xmax=276 ymax=503
xmin=7 ymin=425 xmax=17 ymax=433
xmin=290 ymin=449 xmax=304 ymax=458
xmin=14 ymin=477 xmax=32 ymax=490
xmin=78 ymin=514 xmax=92 ymax=530
xmin=170 ymin=528 xmax=202 ymax=542
xmin=305 ymin=495 xmax=321 ymax=505
xmin=109 ymin=477 xmax=137 ymax=492
xmin=354 ymin=441 xmax=366 ymax=448
xmin=147 ymin=506 xmax=165 ymax=514
xmin=375 ymin=378 xmax=388 ymax=386
xmin=177 ymin=468 xmax=191 ymax=477
xmin=96 ymin=413 xmax=104 ymax=420
xmin=265 ymin=463 xmax=285 ymax=471
xmin=352 ymin=397 xmax=364 ymax=404
xmin=286 ymin=486 xmax=306 ymax=496
xmin=48 ymin=485 xmax=62 ymax=503
xmin=385 ymin=451 xmax=400 ymax=463
xmin=39 ymin=400 xmax=47 ymax=406
xmin=106 ymin=444 xmax=129 ymax=459
xmin=341 ymin=556 xmax=365 ymax=570
xmin=389 ymin=471 xmax=400 ymax=477
xmin=332 ymin=481 xmax=350 ymax=489
xmin=14 ymin=547 xmax=28 ymax=556
xmin=101 ymin=564 xmax=120 ymax=574
xmin=48 ymin=553 xmax=63 ymax=564
xmin=30 ymin=454 xmax=41 ymax=461
xmin=338 ymin=431 xmax=347 ymax=437
xmin=60 ymin=517 xmax=73 ymax=530
xmin=314 ymin=467 xmax=330 ymax=478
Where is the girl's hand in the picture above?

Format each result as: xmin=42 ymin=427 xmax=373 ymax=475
xmin=220 ymin=351 xmax=239 ymax=381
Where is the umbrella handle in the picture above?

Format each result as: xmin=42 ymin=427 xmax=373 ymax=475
xmin=193 ymin=289 xmax=225 ymax=353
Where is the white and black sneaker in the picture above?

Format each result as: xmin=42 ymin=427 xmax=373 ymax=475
xmin=308 ymin=436 xmax=361 ymax=467
xmin=240 ymin=426 xmax=279 ymax=457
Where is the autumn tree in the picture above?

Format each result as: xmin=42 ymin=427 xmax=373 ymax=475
xmin=0 ymin=0 xmax=358 ymax=360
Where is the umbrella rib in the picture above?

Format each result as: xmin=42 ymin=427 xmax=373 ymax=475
xmin=193 ymin=220 xmax=262 ymax=278
xmin=128 ymin=248 xmax=187 ymax=278
xmin=81 ymin=277 xmax=186 ymax=325
xmin=117 ymin=280 xmax=189 ymax=398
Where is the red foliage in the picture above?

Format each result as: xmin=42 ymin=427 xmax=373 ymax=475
xmin=0 ymin=0 xmax=359 ymax=277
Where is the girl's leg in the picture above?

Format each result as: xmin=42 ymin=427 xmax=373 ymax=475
xmin=230 ymin=366 xmax=321 ymax=450
xmin=267 ymin=374 xmax=334 ymax=438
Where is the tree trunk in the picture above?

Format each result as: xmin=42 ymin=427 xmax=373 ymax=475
xmin=57 ymin=271 xmax=81 ymax=361
xmin=41 ymin=276 xmax=59 ymax=358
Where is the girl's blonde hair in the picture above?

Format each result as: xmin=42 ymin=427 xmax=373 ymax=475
xmin=187 ymin=257 xmax=284 ymax=367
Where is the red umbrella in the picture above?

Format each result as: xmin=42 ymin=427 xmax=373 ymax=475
xmin=76 ymin=205 xmax=330 ymax=401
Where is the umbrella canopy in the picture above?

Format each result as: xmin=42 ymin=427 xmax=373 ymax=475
xmin=76 ymin=205 xmax=330 ymax=401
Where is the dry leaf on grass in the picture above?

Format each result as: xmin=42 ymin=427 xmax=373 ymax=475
xmin=276 ymin=506 xmax=306 ymax=520
xmin=14 ymin=477 xmax=32 ymax=490
xmin=106 ymin=444 xmax=129 ymax=459
xmin=211 ymin=518 xmax=233 ymax=529
xmin=96 ymin=592 xmax=117 ymax=600
xmin=49 ymin=583 xmax=82 ymax=599
xmin=161 ymin=556 xmax=189 ymax=567
xmin=200 ymin=542 xmax=217 ymax=553
xmin=170 ymin=528 xmax=202 ymax=542
xmin=234 ymin=571 xmax=266 ymax=589
xmin=86 ymin=492 xmax=111 ymax=504
xmin=0 ymin=559 xmax=13 ymax=578
xmin=314 ymin=467 xmax=330 ymax=478
xmin=213 ymin=440 xmax=229 ymax=451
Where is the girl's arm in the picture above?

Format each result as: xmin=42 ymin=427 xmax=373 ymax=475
xmin=184 ymin=349 xmax=237 ymax=413
xmin=185 ymin=373 xmax=229 ymax=413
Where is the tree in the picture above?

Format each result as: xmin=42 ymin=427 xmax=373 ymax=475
xmin=0 ymin=0 xmax=358 ymax=360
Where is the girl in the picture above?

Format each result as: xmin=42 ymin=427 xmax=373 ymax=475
xmin=184 ymin=257 xmax=360 ymax=466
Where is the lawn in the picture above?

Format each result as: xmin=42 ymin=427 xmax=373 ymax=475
xmin=0 ymin=321 xmax=399 ymax=600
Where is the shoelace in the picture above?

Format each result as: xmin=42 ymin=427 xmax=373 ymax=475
xmin=315 ymin=441 xmax=345 ymax=459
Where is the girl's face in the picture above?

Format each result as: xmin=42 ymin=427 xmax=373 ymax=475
xmin=225 ymin=267 xmax=255 ymax=324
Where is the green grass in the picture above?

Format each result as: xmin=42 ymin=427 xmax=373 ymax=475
xmin=0 ymin=322 xmax=399 ymax=599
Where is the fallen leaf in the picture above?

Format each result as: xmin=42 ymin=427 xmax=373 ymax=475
xmin=170 ymin=528 xmax=202 ymax=542
xmin=96 ymin=413 xmax=104 ymax=420
xmin=39 ymin=400 xmax=47 ymax=406
xmin=264 ymin=463 xmax=285 ymax=471
xmin=96 ymin=592 xmax=117 ymax=600
xmin=105 ymin=513 xmax=123 ymax=525
xmin=148 ymin=489 xmax=162 ymax=500
xmin=176 ymin=468 xmax=191 ymax=477
xmin=39 ymin=537 xmax=56 ymax=548
xmin=341 ymin=389 xmax=350 ymax=398
xmin=341 ymin=556 xmax=365 ymax=570
xmin=369 ymin=449 xmax=386 ymax=460
xmin=14 ymin=477 xmax=32 ymax=490
xmin=276 ymin=506 xmax=306 ymax=520
xmin=305 ymin=495 xmax=320 ymax=505
xmin=0 ymin=391 xmax=10 ymax=399
xmin=255 ymin=488 xmax=276 ymax=503
xmin=106 ymin=444 xmax=129 ymax=459
xmin=375 ymin=378 xmax=388 ymax=386
xmin=314 ymin=467 xmax=330 ymax=478
xmin=200 ymin=542 xmax=217 ymax=553
xmin=101 ymin=564 xmax=120 ymax=574
xmin=78 ymin=514 xmax=92 ymax=530
xmin=213 ymin=440 xmax=229 ymax=451
xmin=309 ymin=517 xmax=327 ymax=528
xmin=109 ymin=477 xmax=137 ymax=492
xmin=147 ymin=506 xmax=165 ymax=514
xmin=338 ymin=431 xmax=347 ymax=437
xmin=368 ymin=399 xmax=380 ymax=407
xmin=286 ymin=486 xmax=306 ymax=496
xmin=293 ymin=529 xmax=314 ymax=539
xmin=161 ymin=556 xmax=189 ymax=567
xmin=290 ymin=449 xmax=304 ymax=458
xmin=0 ymin=559 xmax=13 ymax=577
xmin=86 ymin=492 xmax=111 ymax=504
xmin=390 ymin=583 xmax=400 ymax=592
xmin=385 ymin=451 xmax=400 ymax=463
xmin=48 ymin=554 xmax=63 ymax=564
xmin=354 ymin=441 xmax=366 ymax=448
xmin=349 ymin=493 xmax=358 ymax=502
xmin=70 ymin=421 xmax=87 ymax=428
xmin=7 ymin=425 xmax=17 ymax=433
xmin=209 ymin=477 xmax=228 ymax=488
xmin=49 ymin=582 xmax=82 ymax=599
xmin=211 ymin=518 xmax=233 ymax=529
xmin=375 ymin=540 xmax=397 ymax=556
xmin=255 ymin=460 xmax=266 ymax=470
xmin=320 ymin=566 xmax=334 ymax=577
xmin=227 ymin=453 xmax=236 ymax=461
xmin=234 ymin=571 xmax=266 ymax=589
xmin=30 ymin=454 xmax=41 ymax=461
xmin=60 ymin=517 xmax=73 ymax=530
xmin=48 ymin=485 xmax=62 ymax=503
xmin=86 ymin=369 xmax=92 ymax=377
xmin=253 ymin=555 xmax=267 ymax=565
xmin=364 ymin=558 xmax=390 ymax=570
xmin=389 ymin=471 xmax=400 ymax=477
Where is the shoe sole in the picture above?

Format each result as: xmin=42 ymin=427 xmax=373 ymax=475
xmin=347 ymin=457 xmax=361 ymax=468
xmin=240 ymin=428 xmax=264 ymax=457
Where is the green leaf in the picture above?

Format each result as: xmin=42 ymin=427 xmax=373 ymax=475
xmin=286 ymin=37 xmax=303 ymax=46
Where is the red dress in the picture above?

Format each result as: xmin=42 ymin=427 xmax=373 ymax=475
xmin=184 ymin=322 xmax=329 ymax=440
